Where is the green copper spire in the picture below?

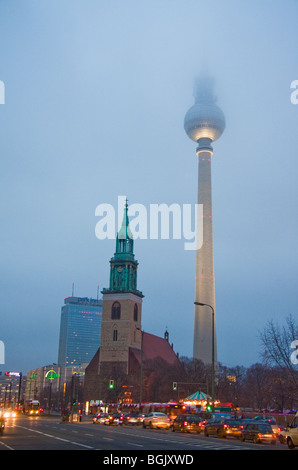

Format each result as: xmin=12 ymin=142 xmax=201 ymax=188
xmin=102 ymin=200 xmax=143 ymax=297
xmin=115 ymin=198 xmax=134 ymax=256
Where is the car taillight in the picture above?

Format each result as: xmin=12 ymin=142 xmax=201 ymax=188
xmin=184 ymin=421 xmax=188 ymax=426
xmin=224 ymin=424 xmax=228 ymax=428
xmin=152 ymin=417 xmax=158 ymax=420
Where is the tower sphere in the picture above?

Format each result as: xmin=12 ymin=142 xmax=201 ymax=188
xmin=184 ymin=76 xmax=225 ymax=143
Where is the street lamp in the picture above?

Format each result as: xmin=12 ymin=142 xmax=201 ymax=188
xmin=136 ymin=327 xmax=143 ymax=410
xmin=194 ymin=301 xmax=215 ymax=411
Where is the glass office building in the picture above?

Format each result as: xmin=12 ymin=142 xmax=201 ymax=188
xmin=58 ymin=296 xmax=102 ymax=370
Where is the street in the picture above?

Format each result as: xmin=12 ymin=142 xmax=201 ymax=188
xmin=0 ymin=415 xmax=289 ymax=451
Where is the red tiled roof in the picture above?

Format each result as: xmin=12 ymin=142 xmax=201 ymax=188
xmin=85 ymin=332 xmax=180 ymax=378
xmin=130 ymin=332 xmax=180 ymax=366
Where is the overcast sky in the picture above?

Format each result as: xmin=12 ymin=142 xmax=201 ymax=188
xmin=0 ymin=0 xmax=297 ymax=374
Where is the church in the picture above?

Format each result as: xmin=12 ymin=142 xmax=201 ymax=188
xmin=83 ymin=201 xmax=182 ymax=406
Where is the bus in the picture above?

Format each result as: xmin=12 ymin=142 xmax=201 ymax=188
xmin=24 ymin=400 xmax=41 ymax=416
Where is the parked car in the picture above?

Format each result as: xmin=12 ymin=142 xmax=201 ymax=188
xmin=204 ymin=417 xmax=242 ymax=438
xmin=172 ymin=414 xmax=203 ymax=434
xmin=104 ymin=413 xmax=124 ymax=425
xmin=93 ymin=412 xmax=108 ymax=424
xmin=240 ymin=422 xmax=277 ymax=444
xmin=123 ymin=413 xmax=144 ymax=425
xmin=143 ymin=412 xmax=171 ymax=429
xmin=285 ymin=413 xmax=298 ymax=449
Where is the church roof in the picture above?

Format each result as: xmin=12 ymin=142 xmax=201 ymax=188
xmin=85 ymin=332 xmax=180 ymax=378
xmin=130 ymin=332 xmax=180 ymax=367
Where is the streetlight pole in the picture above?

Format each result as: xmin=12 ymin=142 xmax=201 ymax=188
xmin=136 ymin=327 xmax=143 ymax=410
xmin=194 ymin=301 xmax=215 ymax=411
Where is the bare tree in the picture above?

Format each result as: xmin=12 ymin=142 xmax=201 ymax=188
xmin=260 ymin=315 xmax=297 ymax=370
xmin=259 ymin=314 xmax=298 ymax=406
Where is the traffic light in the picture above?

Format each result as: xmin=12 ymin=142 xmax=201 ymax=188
xmin=173 ymin=382 xmax=177 ymax=391
xmin=109 ymin=379 xmax=115 ymax=389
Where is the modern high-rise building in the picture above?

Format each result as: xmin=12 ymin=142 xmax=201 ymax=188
xmin=184 ymin=76 xmax=225 ymax=364
xmin=58 ymin=296 xmax=103 ymax=371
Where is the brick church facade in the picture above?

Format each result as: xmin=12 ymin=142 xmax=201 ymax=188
xmin=83 ymin=201 xmax=182 ymax=405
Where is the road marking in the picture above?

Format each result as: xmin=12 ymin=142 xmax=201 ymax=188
xmin=127 ymin=442 xmax=143 ymax=447
xmin=0 ymin=440 xmax=15 ymax=450
xmin=15 ymin=425 xmax=94 ymax=449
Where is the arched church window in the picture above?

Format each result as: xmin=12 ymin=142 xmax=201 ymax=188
xmin=111 ymin=301 xmax=121 ymax=320
xmin=134 ymin=303 xmax=138 ymax=322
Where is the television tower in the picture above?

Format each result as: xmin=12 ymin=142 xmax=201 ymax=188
xmin=184 ymin=76 xmax=225 ymax=363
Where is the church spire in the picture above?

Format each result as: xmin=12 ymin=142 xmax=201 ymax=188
xmin=102 ymin=200 xmax=143 ymax=297
xmin=115 ymin=198 xmax=134 ymax=255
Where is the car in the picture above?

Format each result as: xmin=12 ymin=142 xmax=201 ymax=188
xmin=253 ymin=415 xmax=276 ymax=423
xmin=172 ymin=414 xmax=203 ymax=434
xmin=252 ymin=416 xmax=281 ymax=435
xmin=217 ymin=419 xmax=243 ymax=439
xmin=241 ymin=422 xmax=277 ymax=444
xmin=2 ymin=409 xmax=17 ymax=419
xmin=143 ymin=412 xmax=171 ymax=429
xmin=93 ymin=412 xmax=108 ymax=424
xmin=123 ymin=413 xmax=144 ymax=425
xmin=204 ymin=417 xmax=242 ymax=438
xmin=256 ymin=420 xmax=281 ymax=435
xmin=104 ymin=413 xmax=124 ymax=425
xmin=285 ymin=413 xmax=298 ymax=449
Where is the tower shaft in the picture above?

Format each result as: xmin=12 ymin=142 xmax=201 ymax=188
xmin=193 ymin=150 xmax=217 ymax=363
xmin=184 ymin=76 xmax=225 ymax=365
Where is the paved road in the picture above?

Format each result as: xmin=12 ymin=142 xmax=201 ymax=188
xmin=0 ymin=415 xmax=289 ymax=452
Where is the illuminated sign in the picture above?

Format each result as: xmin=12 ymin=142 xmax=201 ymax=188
xmin=45 ymin=370 xmax=61 ymax=380
xmin=5 ymin=371 xmax=21 ymax=377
